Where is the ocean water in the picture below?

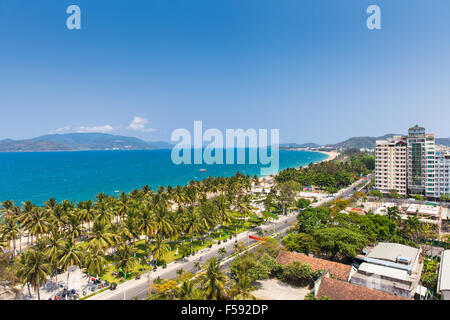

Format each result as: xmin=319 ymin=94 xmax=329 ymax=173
xmin=0 ymin=149 xmax=327 ymax=205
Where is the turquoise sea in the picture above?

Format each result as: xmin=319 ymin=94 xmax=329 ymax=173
xmin=0 ymin=149 xmax=327 ymax=205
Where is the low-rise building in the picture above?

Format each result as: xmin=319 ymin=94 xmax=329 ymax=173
xmin=437 ymin=250 xmax=450 ymax=300
xmin=276 ymin=251 xmax=352 ymax=281
xmin=314 ymin=272 xmax=408 ymax=300
xmin=352 ymin=242 xmax=424 ymax=299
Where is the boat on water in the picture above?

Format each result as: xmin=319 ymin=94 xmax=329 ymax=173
xmin=199 ymin=168 xmax=206 ymax=172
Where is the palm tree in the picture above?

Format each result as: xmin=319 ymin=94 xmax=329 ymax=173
xmin=67 ymin=213 xmax=85 ymax=241
xmin=232 ymin=274 xmax=256 ymax=300
xmin=218 ymin=248 xmax=227 ymax=260
xmin=27 ymin=207 xmax=49 ymax=244
xmin=116 ymin=192 xmax=129 ymax=223
xmin=182 ymin=207 xmax=203 ymax=238
xmin=94 ymin=197 xmax=112 ymax=225
xmin=152 ymin=235 xmax=169 ymax=264
xmin=1 ymin=200 xmax=21 ymax=222
xmin=405 ymin=216 xmax=423 ymax=241
xmin=45 ymin=198 xmax=68 ymax=232
xmin=87 ymin=219 xmax=114 ymax=252
xmin=178 ymin=279 xmax=203 ymax=300
xmin=19 ymin=201 xmax=35 ymax=245
xmin=139 ymin=204 xmax=156 ymax=259
xmin=173 ymin=185 xmax=186 ymax=208
xmin=115 ymin=245 xmax=138 ymax=278
xmin=18 ymin=249 xmax=51 ymax=300
xmin=214 ymin=195 xmax=232 ymax=229
xmin=84 ymin=247 xmax=107 ymax=280
xmin=0 ymin=215 xmax=21 ymax=257
xmin=198 ymin=257 xmax=228 ymax=300
xmin=78 ymin=200 xmax=95 ymax=232
xmin=59 ymin=238 xmax=83 ymax=288
xmin=387 ymin=206 xmax=402 ymax=222
xmin=44 ymin=228 xmax=63 ymax=287
xmin=153 ymin=200 xmax=176 ymax=239
xmin=121 ymin=213 xmax=141 ymax=246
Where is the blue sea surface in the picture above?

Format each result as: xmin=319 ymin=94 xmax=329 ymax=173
xmin=0 ymin=149 xmax=327 ymax=205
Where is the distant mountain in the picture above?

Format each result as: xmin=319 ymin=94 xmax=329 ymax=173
xmin=326 ymin=134 xmax=403 ymax=149
xmin=0 ymin=133 xmax=174 ymax=152
xmin=436 ymin=138 xmax=450 ymax=147
xmin=0 ymin=139 xmax=72 ymax=152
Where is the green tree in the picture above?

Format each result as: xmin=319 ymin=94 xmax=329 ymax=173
xmin=387 ymin=206 xmax=402 ymax=222
xmin=59 ymin=238 xmax=83 ymax=288
xmin=84 ymin=247 xmax=107 ymax=279
xmin=115 ymin=245 xmax=138 ymax=278
xmin=18 ymin=249 xmax=51 ymax=300
xmin=281 ymin=261 xmax=313 ymax=286
xmin=313 ymin=227 xmax=367 ymax=259
xmin=198 ymin=257 xmax=228 ymax=300
xmin=232 ymin=274 xmax=256 ymax=300
xmin=282 ymin=233 xmax=319 ymax=256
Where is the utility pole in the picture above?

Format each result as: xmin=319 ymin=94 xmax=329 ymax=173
xmin=147 ymin=272 xmax=152 ymax=298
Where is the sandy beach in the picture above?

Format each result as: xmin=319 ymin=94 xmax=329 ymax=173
xmin=316 ymin=151 xmax=339 ymax=163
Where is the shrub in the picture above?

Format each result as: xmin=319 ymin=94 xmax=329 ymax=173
xmin=110 ymin=282 xmax=117 ymax=290
xmin=281 ymin=261 xmax=313 ymax=286
xmin=259 ymin=253 xmax=283 ymax=278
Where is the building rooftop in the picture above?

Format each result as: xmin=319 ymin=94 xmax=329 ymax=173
xmin=276 ymin=251 xmax=352 ymax=281
xmin=358 ymin=262 xmax=410 ymax=282
xmin=438 ymin=250 xmax=450 ymax=293
xmin=316 ymin=276 xmax=409 ymax=300
xmin=366 ymin=242 xmax=420 ymax=265
xmin=406 ymin=204 xmax=441 ymax=217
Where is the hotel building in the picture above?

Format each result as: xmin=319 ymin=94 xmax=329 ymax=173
xmin=406 ymin=125 xmax=436 ymax=197
xmin=434 ymin=147 xmax=450 ymax=198
xmin=375 ymin=125 xmax=450 ymax=199
xmin=375 ymin=136 xmax=407 ymax=195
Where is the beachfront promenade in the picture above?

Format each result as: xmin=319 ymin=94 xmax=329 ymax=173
xmin=89 ymin=173 xmax=373 ymax=300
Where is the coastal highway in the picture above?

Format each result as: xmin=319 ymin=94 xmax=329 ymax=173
xmin=89 ymin=173 xmax=373 ymax=300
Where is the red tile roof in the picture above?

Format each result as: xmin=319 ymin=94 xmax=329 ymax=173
xmin=317 ymin=277 xmax=409 ymax=300
xmin=276 ymin=251 xmax=352 ymax=281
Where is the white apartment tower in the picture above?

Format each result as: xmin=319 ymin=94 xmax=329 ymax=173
xmin=375 ymin=136 xmax=407 ymax=195
xmin=434 ymin=147 xmax=450 ymax=198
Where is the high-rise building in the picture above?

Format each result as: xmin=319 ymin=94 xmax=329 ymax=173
xmin=374 ymin=125 xmax=448 ymax=199
xmin=375 ymin=136 xmax=407 ymax=195
xmin=434 ymin=147 xmax=450 ymax=198
xmin=406 ymin=125 xmax=436 ymax=197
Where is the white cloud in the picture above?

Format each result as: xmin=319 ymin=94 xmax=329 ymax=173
xmin=127 ymin=116 xmax=156 ymax=132
xmin=51 ymin=125 xmax=114 ymax=134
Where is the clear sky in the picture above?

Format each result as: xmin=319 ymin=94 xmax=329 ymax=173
xmin=0 ymin=0 xmax=449 ymax=144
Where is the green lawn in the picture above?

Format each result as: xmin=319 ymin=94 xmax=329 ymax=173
xmin=97 ymin=238 xmax=214 ymax=284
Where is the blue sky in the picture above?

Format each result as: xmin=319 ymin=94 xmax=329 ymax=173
xmin=0 ymin=0 xmax=449 ymax=144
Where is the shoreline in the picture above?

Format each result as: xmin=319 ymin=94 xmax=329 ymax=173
xmin=256 ymin=150 xmax=340 ymax=186
xmin=315 ymin=150 xmax=339 ymax=163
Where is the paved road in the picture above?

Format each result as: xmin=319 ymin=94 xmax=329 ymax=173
xmin=89 ymin=174 xmax=373 ymax=300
